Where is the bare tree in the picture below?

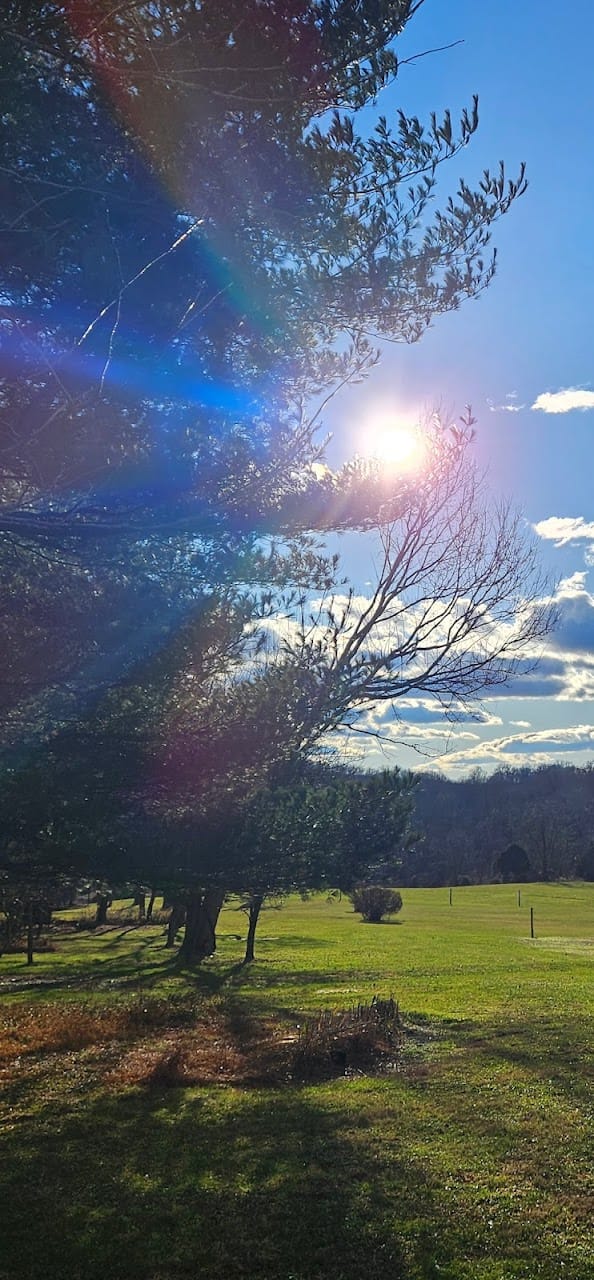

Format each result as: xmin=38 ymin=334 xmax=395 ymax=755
xmin=268 ymin=417 xmax=556 ymax=751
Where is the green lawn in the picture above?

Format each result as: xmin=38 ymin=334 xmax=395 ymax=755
xmin=1 ymin=884 xmax=593 ymax=1280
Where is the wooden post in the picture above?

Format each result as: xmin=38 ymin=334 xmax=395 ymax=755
xmin=518 ymin=889 xmax=521 ymax=908
xmin=530 ymin=906 xmax=534 ymax=939
xmin=449 ymin=886 xmax=453 ymax=906
xmin=26 ymin=900 xmax=34 ymax=966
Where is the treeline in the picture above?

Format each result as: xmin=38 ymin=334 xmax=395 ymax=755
xmin=6 ymin=759 xmax=594 ymax=965
xmin=403 ymin=764 xmax=594 ymax=886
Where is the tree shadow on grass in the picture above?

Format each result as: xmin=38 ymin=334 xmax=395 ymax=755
xmin=463 ymin=1013 xmax=594 ymax=1107
xmin=0 ymin=955 xmax=175 ymax=999
xmin=2 ymin=1011 xmax=591 ymax=1280
xmin=358 ymin=918 xmax=404 ymax=925
xmin=0 ymin=924 xmax=335 ymax=999
xmin=0 ymin=1081 xmax=463 ymax=1280
xmin=102 ymin=926 xmax=158 ymax=949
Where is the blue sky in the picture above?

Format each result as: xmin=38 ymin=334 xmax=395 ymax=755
xmin=323 ymin=0 xmax=594 ymax=776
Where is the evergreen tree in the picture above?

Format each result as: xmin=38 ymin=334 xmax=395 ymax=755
xmin=1 ymin=4 xmax=553 ymax=952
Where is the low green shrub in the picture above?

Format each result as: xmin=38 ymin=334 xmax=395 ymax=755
xmin=350 ymin=885 xmax=403 ymax=923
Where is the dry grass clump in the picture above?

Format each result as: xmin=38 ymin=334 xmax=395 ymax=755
xmin=73 ymin=907 xmax=139 ymax=931
xmin=111 ymin=1004 xmax=276 ymax=1089
xmin=0 ymin=1002 xmax=120 ymax=1057
xmin=136 ymin=1046 xmax=190 ymax=1088
xmin=112 ymin=1034 xmax=247 ymax=1089
xmin=145 ymin=908 xmax=170 ymax=926
xmin=123 ymin=994 xmax=202 ymax=1032
xmin=0 ymin=994 xmax=202 ymax=1059
xmin=291 ymin=995 xmax=401 ymax=1081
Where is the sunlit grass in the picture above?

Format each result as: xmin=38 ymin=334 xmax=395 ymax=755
xmin=1 ymin=883 xmax=593 ymax=1280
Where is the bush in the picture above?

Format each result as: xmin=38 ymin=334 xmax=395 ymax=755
xmin=350 ymin=886 xmax=403 ymax=923
xmin=291 ymin=996 xmax=401 ymax=1080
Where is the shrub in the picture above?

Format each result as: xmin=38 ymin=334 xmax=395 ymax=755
xmin=497 ymin=842 xmax=532 ymax=882
xmin=350 ymin=885 xmax=403 ymax=923
xmin=291 ymin=996 xmax=401 ymax=1080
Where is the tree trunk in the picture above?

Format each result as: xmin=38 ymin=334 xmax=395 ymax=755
xmin=243 ymin=895 xmax=264 ymax=964
xmin=136 ymin=891 xmax=146 ymax=921
xmin=180 ymin=889 xmax=225 ymax=963
xmin=166 ymin=902 xmax=185 ymax=948
xmin=146 ymin=889 xmax=156 ymax=922
xmin=95 ymin=893 xmax=109 ymax=926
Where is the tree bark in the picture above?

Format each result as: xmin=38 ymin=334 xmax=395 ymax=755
xmin=166 ymin=902 xmax=185 ymax=948
xmin=243 ymin=895 xmax=264 ymax=964
xmin=179 ymin=889 xmax=225 ymax=963
xmin=95 ymin=893 xmax=109 ymax=926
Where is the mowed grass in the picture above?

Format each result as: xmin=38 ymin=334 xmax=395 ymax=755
xmin=0 ymin=883 xmax=593 ymax=1280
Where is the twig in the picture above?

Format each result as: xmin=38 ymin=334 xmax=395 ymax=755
xmin=78 ymin=221 xmax=203 ymax=348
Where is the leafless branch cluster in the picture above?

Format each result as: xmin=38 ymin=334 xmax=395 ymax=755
xmin=264 ymin=430 xmax=556 ymax=746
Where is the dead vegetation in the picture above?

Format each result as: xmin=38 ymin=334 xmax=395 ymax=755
xmin=0 ymin=994 xmax=403 ymax=1090
xmin=291 ymin=996 xmax=402 ymax=1080
xmin=0 ymin=994 xmax=202 ymax=1059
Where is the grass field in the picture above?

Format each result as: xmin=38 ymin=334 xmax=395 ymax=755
xmin=0 ymin=883 xmax=593 ymax=1280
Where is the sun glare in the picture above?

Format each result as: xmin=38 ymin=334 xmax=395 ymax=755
xmin=358 ymin=412 xmax=426 ymax=473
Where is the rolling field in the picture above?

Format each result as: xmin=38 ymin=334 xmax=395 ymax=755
xmin=0 ymin=883 xmax=592 ymax=1280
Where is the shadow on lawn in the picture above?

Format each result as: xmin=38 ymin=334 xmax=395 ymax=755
xmin=0 ymin=951 xmax=173 ymax=996
xmin=0 ymin=951 xmax=283 ymax=1005
xmin=0 ymin=1082 xmax=458 ymax=1280
xmin=464 ymin=1014 xmax=594 ymax=1106
xmin=0 ymin=919 xmax=338 ymax=996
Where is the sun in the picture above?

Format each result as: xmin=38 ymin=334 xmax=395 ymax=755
xmin=358 ymin=412 xmax=426 ymax=472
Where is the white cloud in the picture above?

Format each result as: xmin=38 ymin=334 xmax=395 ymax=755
xmin=531 ymin=388 xmax=594 ymax=414
xmin=422 ymin=724 xmax=594 ymax=777
xmin=533 ymin=516 xmax=594 ymax=546
xmin=488 ymin=392 xmax=525 ymax=414
xmin=352 ymin=704 xmax=482 ymax=745
xmin=374 ymin=700 xmax=502 ymax=727
xmin=481 ymin=569 xmax=594 ymax=700
xmin=557 ymin=571 xmax=589 ymax=595
xmin=498 ymin=725 xmax=594 ymax=754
